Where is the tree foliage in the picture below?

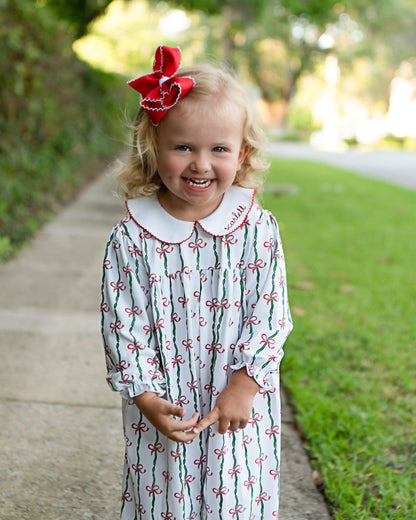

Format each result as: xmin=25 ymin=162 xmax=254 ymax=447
xmin=0 ymin=0 xmax=127 ymax=259
xmin=43 ymin=0 xmax=115 ymax=37
xmin=165 ymin=0 xmax=267 ymax=16
xmin=166 ymin=0 xmax=416 ymax=123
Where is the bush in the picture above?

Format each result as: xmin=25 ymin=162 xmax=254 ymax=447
xmin=0 ymin=0 xmax=128 ymax=261
xmin=285 ymin=105 xmax=321 ymax=140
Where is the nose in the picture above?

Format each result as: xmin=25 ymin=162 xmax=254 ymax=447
xmin=190 ymin=152 xmax=211 ymax=173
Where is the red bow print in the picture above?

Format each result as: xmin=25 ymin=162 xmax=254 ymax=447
xmin=270 ymin=468 xmax=280 ymax=479
xmin=162 ymin=470 xmax=172 ymax=481
xmin=145 ymin=484 xmax=163 ymax=496
xmin=170 ymin=449 xmax=182 ymax=461
xmin=110 ymin=320 xmax=124 ymax=333
xmin=228 ymin=465 xmax=241 ymax=476
xmin=248 ymin=259 xmax=266 ymax=272
xmin=184 ymin=474 xmax=195 ymax=486
xmin=255 ymin=452 xmax=267 ymax=465
xmin=193 ymin=455 xmax=207 ymax=468
xmin=110 ymin=281 xmax=126 ymax=292
xmin=147 ymin=442 xmax=165 ymax=455
xmin=229 ymin=505 xmax=246 ymax=518
xmin=244 ymin=475 xmax=257 ymax=488
xmin=213 ymin=486 xmax=229 ymax=498
xmin=174 ymin=492 xmax=185 ymax=503
xmin=255 ymin=491 xmax=271 ymax=504
xmin=263 ymin=291 xmax=279 ymax=304
xmin=266 ymin=425 xmax=280 ymax=438
xmin=131 ymin=463 xmax=146 ymax=474
xmin=175 ymin=395 xmax=189 ymax=406
xmin=128 ymin=45 xmax=195 ymax=125
xmin=214 ymin=447 xmax=228 ymax=459
xmin=131 ymin=421 xmax=149 ymax=434
xmin=248 ymin=412 xmax=263 ymax=425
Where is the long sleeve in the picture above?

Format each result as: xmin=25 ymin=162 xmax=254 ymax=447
xmin=231 ymin=211 xmax=293 ymax=389
xmin=100 ymin=223 xmax=166 ymax=399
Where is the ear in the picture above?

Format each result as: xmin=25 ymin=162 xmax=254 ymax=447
xmin=237 ymin=142 xmax=250 ymax=170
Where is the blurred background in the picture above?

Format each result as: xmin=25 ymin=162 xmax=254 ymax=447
xmin=1 ymin=0 xmax=416 ymax=261
xmin=73 ymin=0 xmax=416 ymax=150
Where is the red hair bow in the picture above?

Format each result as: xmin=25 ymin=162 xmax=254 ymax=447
xmin=127 ymin=45 xmax=195 ymax=125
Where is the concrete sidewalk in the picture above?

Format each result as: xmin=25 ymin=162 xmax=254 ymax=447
xmin=269 ymin=141 xmax=416 ymax=190
xmin=0 ymin=169 xmax=331 ymax=519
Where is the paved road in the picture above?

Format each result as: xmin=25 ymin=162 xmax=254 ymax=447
xmin=0 ymin=169 xmax=331 ymax=519
xmin=269 ymin=142 xmax=416 ymax=189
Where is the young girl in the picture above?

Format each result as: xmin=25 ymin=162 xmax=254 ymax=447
xmin=101 ymin=45 xmax=293 ymax=520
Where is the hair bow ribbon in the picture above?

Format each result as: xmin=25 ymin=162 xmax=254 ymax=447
xmin=128 ymin=45 xmax=195 ymax=125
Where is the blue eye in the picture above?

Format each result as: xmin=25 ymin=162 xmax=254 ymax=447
xmin=213 ymin=146 xmax=226 ymax=152
xmin=176 ymin=145 xmax=191 ymax=151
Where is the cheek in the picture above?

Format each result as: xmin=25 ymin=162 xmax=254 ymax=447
xmin=158 ymin=155 xmax=184 ymax=174
xmin=157 ymin=159 xmax=174 ymax=179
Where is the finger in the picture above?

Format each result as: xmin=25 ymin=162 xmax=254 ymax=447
xmin=218 ymin=417 xmax=229 ymax=435
xmin=229 ymin=420 xmax=241 ymax=432
xmin=168 ymin=412 xmax=200 ymax=433
xmin=169 ymin=428 xmax=199 ymax=443
xmin=173 ymin=408 xmax=186 ymax=418
xmin=158 ymin=400 xmax=185 ymax=419
xmin=239 ymin=419 xmax=248 ymax=429
xmin=166 ymin=416 xmax=201 ymax=442
xmin=164 ymin=402 xmax=186 ymax=418
xmin=179 ymin=412 xmax=200 ymax=431
xmin=192 ymin=409 xmax=219 ymax=434
xmin=187 ymin=411 xmax=200 ymax=425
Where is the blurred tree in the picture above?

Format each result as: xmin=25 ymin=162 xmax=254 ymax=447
xmin=164 ymin=0 xmax=269 ymax=64
xmin=43 ymin=0 xmax=124 ymax=37
xmin=72 ymin=0 xmax=217 ymax=77
xmin=73 ymin=0 xmax=416 ymax=127
xmin=326 ymin=0 xmax=416 ymax=113
xmin=165 ymin=0 xmax=347 ymax=123
xmin=167 ymin=0 xmax=416 ymax=124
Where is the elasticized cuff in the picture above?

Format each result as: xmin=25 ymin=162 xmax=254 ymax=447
xmin=106 ymin=372 xmax=166 ymax=400
xmin=126 ymin=381 xmax=166 ymax=400
xmin=229 ymin=361 xmax=279 ymax=390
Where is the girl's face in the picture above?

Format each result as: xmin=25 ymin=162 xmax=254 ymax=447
xmin=156 ymin=100 xmax=248 ymax=222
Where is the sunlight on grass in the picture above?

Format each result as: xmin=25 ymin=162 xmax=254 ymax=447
xmin=263 ymin=158 xmax=416 ymax=519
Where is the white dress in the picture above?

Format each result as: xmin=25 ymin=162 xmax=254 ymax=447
xmin=101 ymin=186 xmax=293 ymax=520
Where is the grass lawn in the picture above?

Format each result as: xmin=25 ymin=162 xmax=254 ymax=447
xmin=263 ymin=158 xmax=416 ymax=520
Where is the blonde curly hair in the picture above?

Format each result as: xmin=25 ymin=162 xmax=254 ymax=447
xmin=118 ymin=63 xmax=269 ymax=199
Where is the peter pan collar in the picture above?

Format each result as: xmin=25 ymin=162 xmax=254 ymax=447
xmin=126 ymin=186 xmax=255 ymax=244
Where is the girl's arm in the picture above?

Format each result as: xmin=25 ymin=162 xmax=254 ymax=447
xmin=102 ymin=225 xmax=200 ymax=442
xmin=195 ymin=211 xmax=292 ymax=435
xmin=230 ymin=211 xmax=293 ymax=390
xmin=101 ymin=224 xmax=166 ymax=399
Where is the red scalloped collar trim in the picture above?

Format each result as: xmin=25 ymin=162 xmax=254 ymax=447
xmin=125 ymin=186 xmax=255 ymax=244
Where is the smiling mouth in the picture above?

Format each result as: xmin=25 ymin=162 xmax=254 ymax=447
xmin=185 ymin=178 xmax=213 ymax=188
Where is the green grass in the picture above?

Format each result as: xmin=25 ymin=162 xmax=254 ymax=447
xmin=263 ymin=158 xmax=416 ymax=519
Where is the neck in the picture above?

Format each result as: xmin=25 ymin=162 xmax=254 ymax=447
xmin=157 ymin=189 xmax=223 ymax=222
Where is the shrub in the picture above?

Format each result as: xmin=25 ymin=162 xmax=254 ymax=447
xmin=0 ymin=0 xmax=127 ymax=261
xmin=285 ymin=105 xmax=321 ymax=140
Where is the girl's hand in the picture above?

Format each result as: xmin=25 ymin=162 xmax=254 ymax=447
xmin=193 ymin=368 xmax=259 ymax=435
xmin=133 ymin=392 xmax=199 ymax=443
